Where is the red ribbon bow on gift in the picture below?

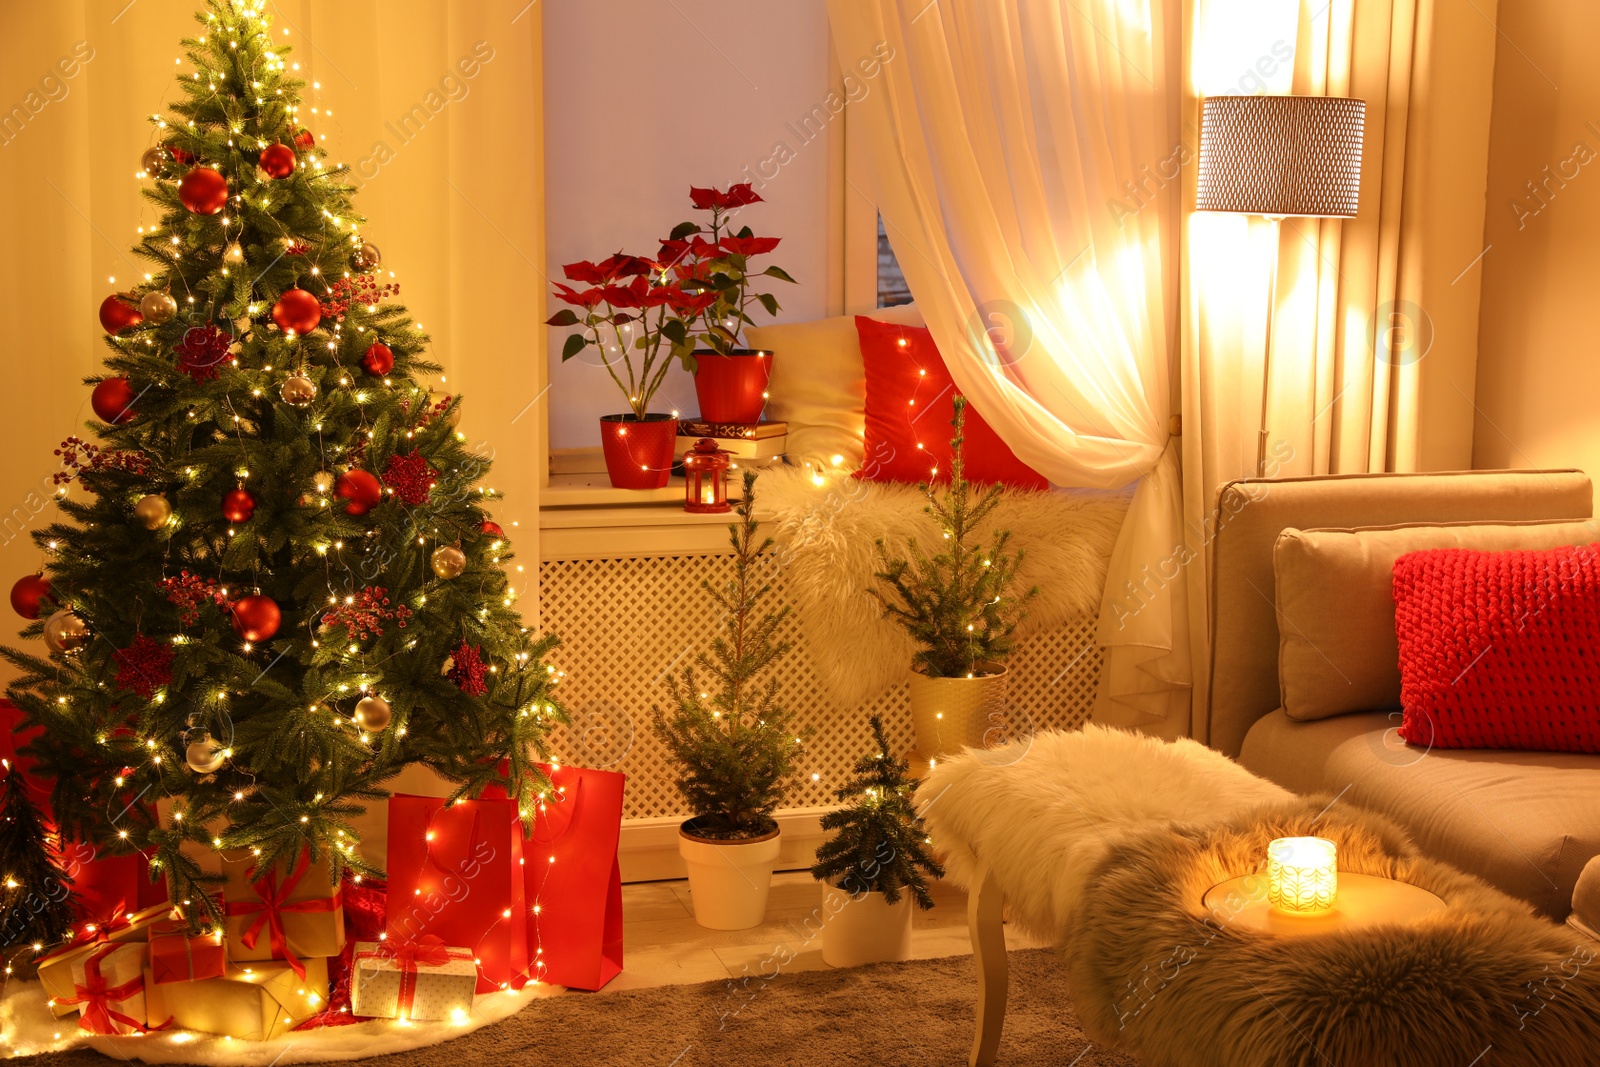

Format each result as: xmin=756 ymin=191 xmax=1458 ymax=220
xmin=62 ymin=944 xmax=145 ymax=1035
xmin=356 ymin=934 xmax=475 ymax=1017
xmin=225 ymin=856 xmax=339 ymax=979
xmin=35 ymin=901 xmax=135 ymax=969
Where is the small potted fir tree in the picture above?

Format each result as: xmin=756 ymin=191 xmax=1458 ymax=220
xmin=872 ymin=397 xmax=1038 ymax=759
xmin=653 ymin=471 xmax=804 ymax=930
xmin=811 ymin=716 xmax=944 ymax=967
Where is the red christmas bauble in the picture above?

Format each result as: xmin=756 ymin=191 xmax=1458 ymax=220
xmin=98 ymin=294 xmax=143 ymax=334
xmin=258 ymin=143 xmax=296 ymax=179
xmin=10 ymin=574 xmax=53 ymax=620
xmin=335 ymin=470 xmax=382 ymax=516
xmin=169 ymin=145 xmax=195 ymax=166
xmin=360 ymin=342 xmax=393 ymax=376
xmin=178 ymin=166 xmax=229 ymax=215
xmin=221 ymin=487 xmax=256 ymax=524
xmin=481 ymin=520 xmax=503 ymax=537
xmin=294 ymin=129 xmax=314 ymax=148
xmin=271 ymin=288 xmax=322 ymax=334
xmin=230 ymin=594 xmax=281 ymax=643
xmin=91 ymin=378 xmax=137 ymax=424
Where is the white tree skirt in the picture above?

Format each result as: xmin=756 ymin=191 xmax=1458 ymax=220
xmin=0 ymin=978 xmax=559 ymax=1064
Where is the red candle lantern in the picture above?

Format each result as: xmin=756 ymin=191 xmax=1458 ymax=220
xmin=682 ymin=438 xmax=731 ymax=514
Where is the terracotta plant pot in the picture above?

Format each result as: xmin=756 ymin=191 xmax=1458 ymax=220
xmin=819 ymin=880 xmax=915 ymax=968
xmin=598 ymin=413 xmax=676 ymax=489
xmin=906 ymin=662 xmax=1009 ymax=760
xmin=692 ymin=349 xmax=772 ymax=424
xmin=678 ymin=823 xmax=781 ymax=931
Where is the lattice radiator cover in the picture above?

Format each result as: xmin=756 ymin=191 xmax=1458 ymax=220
xmin=539 ymin=553 xmax=1102 ymax=821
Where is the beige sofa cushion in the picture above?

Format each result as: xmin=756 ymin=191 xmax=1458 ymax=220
xmin=1573 ymin=857 xmax=1600 ymax=942
xmin=1274 ymin=519 xmax=1599 ymax=721
xmin=1240 ymin=708 xmax=1600 ymax=919
xmin=747 ymin=303 xmax=923 ymax=469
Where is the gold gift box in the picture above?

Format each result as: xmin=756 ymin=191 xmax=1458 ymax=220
xmin=37 ymin=904 xmax=171 ymax=1019
xmin=221 ymin=854 xmax=345 ymax=965
xmin=143 ymin=957 xmax=330 ymax=1041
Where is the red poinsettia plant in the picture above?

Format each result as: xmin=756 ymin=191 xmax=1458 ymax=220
xmin=659 ymin=183 xmax=795 ymax=360
xmin=546 ymin=253 xmax=715 ymax=419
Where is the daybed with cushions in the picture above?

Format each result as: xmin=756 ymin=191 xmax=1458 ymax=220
xmin=1206 ymin=469 xmax=1600 ymax=933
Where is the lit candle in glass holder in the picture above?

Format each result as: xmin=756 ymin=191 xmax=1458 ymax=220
xmin=1266 ymin=836 xmax=1338 ymax=915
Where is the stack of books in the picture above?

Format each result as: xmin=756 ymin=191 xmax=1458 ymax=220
xmin=676 ymin=419 xmax=788 ymax=463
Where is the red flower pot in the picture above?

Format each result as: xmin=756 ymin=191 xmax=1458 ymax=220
xmin=692 ymin=349 xmax=772 ymax=424
xmin=599 ymin=413 xmax=677 ymax=489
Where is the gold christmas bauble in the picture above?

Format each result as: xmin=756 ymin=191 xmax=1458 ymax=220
xmin=280 ymin=375 xmax=317 ymax=407
xmin=139 ymin=291 xmax=178 ymax=325
xmin=134 ymin=494 xmax=172 ymax=530
xmin=312 ymin=470 xmax=335 ymax=495
xmin=43 ymin=609 xmax=89 ymax=654
xmin=351 ymin=242 xmax=381 ymax=271
xmin=140 ymin=146 xmax=166 ymax=177
xmin=354 ymin=694 xmax=392 ymax=731
xmin=430 ymin=545 xmax=466 ymax=579
xmin=185 ymin=736 xmax=226 ymax=774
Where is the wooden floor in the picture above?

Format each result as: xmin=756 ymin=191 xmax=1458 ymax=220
xmin=601 ymin=870 xmax=1047 ymax=993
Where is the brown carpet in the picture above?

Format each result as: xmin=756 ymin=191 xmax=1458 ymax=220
xmin=34 ymin=949 xmax=1141 ymax=1066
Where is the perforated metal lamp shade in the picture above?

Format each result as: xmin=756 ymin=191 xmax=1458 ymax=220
xmin=1195 ymin=95 xmax=1366 ymax=218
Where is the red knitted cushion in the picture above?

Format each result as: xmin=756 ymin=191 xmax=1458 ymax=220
xmin=1392 ymin=543 xmax=1600 ymax=752
xmin=855 ymin=317 xmax=1050 ymax=490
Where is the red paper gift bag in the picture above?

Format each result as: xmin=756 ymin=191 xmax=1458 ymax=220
xmin=385 ymin=795 xmax=529 ymax=994
xmin=523 ymin=764 xmax=625 ymax=991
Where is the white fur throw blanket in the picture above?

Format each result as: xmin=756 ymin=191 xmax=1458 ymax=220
xmin=754 ymin=465 xmax=1130 ymax=708
xmin=919 ymin=725 xmax=1291 ymax=942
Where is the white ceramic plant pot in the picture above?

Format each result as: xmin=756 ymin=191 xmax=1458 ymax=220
xmin=819 ymin=880 xmax=914 ymax=968
xmin=678 ymin=824 xmax=781 ymax=930
xmin=906 ymin=662 xmax=1008 ymax=759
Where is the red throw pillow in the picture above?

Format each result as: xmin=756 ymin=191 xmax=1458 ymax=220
xmin=855 ymin=317 xmax=1050 ymax=490
xmin=1392 ymin=543 xmax=1600 ymax=752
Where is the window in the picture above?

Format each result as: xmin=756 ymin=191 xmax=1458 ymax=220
xmin=876 ymin=214 xmax=912 ymax=307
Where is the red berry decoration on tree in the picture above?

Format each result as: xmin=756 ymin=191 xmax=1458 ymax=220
xmin=271 ymin=288 xmax=321 ymax=334
xmin=446 ymin=641 xmax=488 ymax=697
xmin=221 ymin=487 xmax=256 ymax=524
xmin=258 ymin=143 xmax=296 ymax=179
xmin=159 ymin=571 xmax=227 ymax=625
xmin=335 ymin=469 xmax=382 ymax=516
xmin=9 ymin=574 xmax=53 ymax=620
xmin=230 ymin=594 xmax=281 ymax=643
xmin=360 ymin=342 xmax=393 ymax=376
xmin=382 ymin=450 xmax=435 ymax=506
xmin=177 ymin=166 xmax=229 ymax=215
xmin=91 ymin=378 xmax=138 ymax=424
xmin=481 ymin=520 xmax=503 ymax=538
xmin=113 ymin=634 xmax=175 ymax=699
xmin=294 ymin=129 xmax=314 ymax=148
xmin=98 ymin=294 xmax=143 ymax=334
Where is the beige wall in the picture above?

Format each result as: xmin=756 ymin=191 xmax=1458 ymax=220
xmin=1474 ymin=0 xmax=1600 ymax=494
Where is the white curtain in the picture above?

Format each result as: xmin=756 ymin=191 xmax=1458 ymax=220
xmin=0 ymin=0 xmax=546 ymax=663
xmin=827 ymin=0 xmax=1191 ymax=734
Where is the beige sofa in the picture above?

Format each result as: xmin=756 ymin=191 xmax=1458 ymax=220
xmin=1204 ymin=469 xmax=1600 ymax=935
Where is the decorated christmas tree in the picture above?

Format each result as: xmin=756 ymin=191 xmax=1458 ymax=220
xmin=1 ymin=0 xmax=565 ymax=931
xmin=653 ymin=471 xmax=804 ymax=839
xmin=810 ymin=716 xmax=943 ymax=907
xmin=0 ymin=764 xmax=75 ymax=960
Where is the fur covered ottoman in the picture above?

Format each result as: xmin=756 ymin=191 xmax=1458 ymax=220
xmin=922 ymin=728 xmax=1600 ymax=1067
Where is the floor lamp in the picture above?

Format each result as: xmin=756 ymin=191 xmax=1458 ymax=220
xmin=1194 ymin=95 xmax=1366 ymax=476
